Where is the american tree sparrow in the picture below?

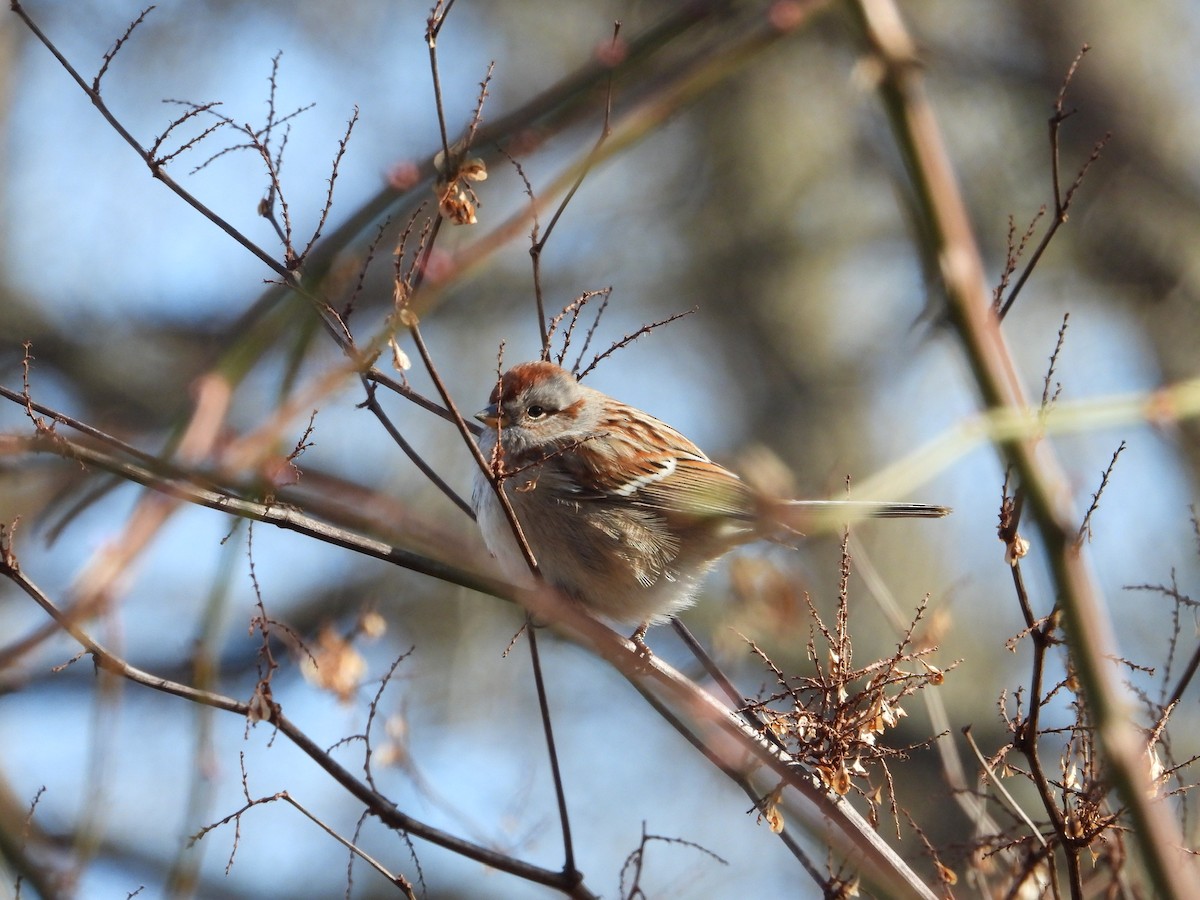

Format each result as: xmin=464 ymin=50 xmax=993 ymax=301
xmin=472 ymin=361 xmax=947 ymax=641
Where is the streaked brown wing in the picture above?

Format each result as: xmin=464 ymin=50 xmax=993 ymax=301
xmin=553 ymin=409 xmax=756 ymax=523
xmin=633 ymin=456 xmax=756 ymax=522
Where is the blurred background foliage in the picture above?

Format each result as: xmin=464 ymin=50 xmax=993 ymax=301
xmin=0 ymin=0 xmax=1198 ymax=897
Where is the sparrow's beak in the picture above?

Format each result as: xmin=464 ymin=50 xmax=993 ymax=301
xmin=475 ymin=404 xmax=500 ymax=428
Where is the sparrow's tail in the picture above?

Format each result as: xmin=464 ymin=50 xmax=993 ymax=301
xmin=786 ymin=500 xmax=950 ymax=519
xmin=768 ymin=499 xmax=951 ymax=533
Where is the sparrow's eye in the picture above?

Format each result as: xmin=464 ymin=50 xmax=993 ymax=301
xmin=526 ymin=404 xmax=548 ymax=420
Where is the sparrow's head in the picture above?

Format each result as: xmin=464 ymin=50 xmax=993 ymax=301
xmin=476 ymin=362 xmax=595 ymax=453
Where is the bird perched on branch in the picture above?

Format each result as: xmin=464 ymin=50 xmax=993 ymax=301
xmin=472 ymin=361 xmax=948 ymax=643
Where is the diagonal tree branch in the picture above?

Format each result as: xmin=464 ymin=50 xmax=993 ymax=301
xmin=846 ymin=1 xmax=1200 ymax=895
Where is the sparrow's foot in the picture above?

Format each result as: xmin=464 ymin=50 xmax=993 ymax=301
xmin=629 ymin=621 xmax=653 ymax=658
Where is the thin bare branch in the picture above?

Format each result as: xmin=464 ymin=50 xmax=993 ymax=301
xmin=93 ymin=5 xmax=155 ymax=92
xmin=529 ymin=21 xmax=623 ymax=357
xmin=1040 ymin=313 xmax=1070 ymax=411
xmin=148 ymin=101 xmax=228 ymax=167
xmin=425 ymin=0 xmax=455 ymax=166
xmin=299 ymin=106 xmax=360 ymax=264
xmin=356 ymin=378 xmax=474 ymax=517
xmin=568 ymin=288 xmax=614 ymax=375
xmin=577 ymin=307 xmax=696 ymax=380
xmin=1076 ymin=441 xmax=1126 ymax=545
xmin=998 ymin=46 xmax=1109 ymax=320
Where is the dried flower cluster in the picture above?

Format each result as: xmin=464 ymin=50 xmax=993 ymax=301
xmin=743 ymin=542 xmax=950 ymax=832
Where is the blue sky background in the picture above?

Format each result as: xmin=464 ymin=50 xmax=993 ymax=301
xmin=1 ymin=1 xmax=1198 ymax=897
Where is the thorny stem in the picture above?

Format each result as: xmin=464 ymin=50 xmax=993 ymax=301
xmin=997 ymin=46 xmax=1109 ymax=321
xmin=1007 ymin=565 xmax=1074 ymax=899
xmin=1168 ymin=642 xmax=1200 ymax=709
